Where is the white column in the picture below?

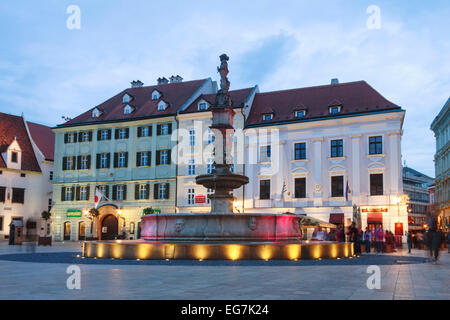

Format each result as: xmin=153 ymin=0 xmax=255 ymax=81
xmin=350 ymin=134 xmax=362 ymax=204
xmin=388 ymin=131 xmax=402 ymax=195
xmin=312 ymin=137 xmax=323 ymax=207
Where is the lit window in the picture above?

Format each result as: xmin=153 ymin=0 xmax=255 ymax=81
xmin=80 ymin=186 xmax=88 ymax=201
xmin=117 ymin=185 xmax=125 ymax=201
xmin=65 ymin=187 xmax=73 ymax=201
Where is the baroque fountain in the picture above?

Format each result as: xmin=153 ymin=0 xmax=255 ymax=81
xmin=83 ymin=55 xmax=353 ymax=260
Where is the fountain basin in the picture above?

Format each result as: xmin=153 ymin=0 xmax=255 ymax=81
xmin=140 ymin=213 xmax=302 ymax=242
xmin=82 ymin=240 xmax=354 ymax=260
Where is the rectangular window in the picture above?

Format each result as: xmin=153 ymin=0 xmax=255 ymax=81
xmin=80 ymin=131 xmax=91 ymax=142
xmin=259 ymin=180 xmax=270 ymax=200
xmin=138 ymin=126 xmax=152 ymax=137
xmin=116 ymin=128 xmax=129 ymax=140
xmin=294 ymin=143 xmax=306 ymax=160
xmin=116 ymin=185 xmax=125 ymax=201
xmin=48 ymin=198 xmax=52 ymax=212
xmin=100 ymin=153 xmax=109 ymax=169
xmin=138 ymin=152 xmax=150 ymax=167
xmin=65 ymin=133 xmax=77 ymax=144
xmin=160 ymin=150 xmax=169 ymax=165
xmin=79 ymin=155 xmax=90 ymax=170
xmin=370 ymin=174 xmax=383 ymax=196
xmin=99 ymin=129 xmax=110 ymax=141
xmin=118 ymin=152 xmax=127 ymax=168
xmin=295 ymin=110 xmax=306 ymax=118
xmin=0 ymin=216 xmax=3 ymax=231
xmin=188 ymin=159 xmax=196 ymax=175
xmin=331 ymin=139 xmax=343 ymax=158
xmin=260 ymin=145 xmax=271 ymax=162
xmin=329 ymin=106 xmax=341 ymax=114
xmin=158 ymin=183 xmax=168 ymax=200
xmin=65 ymin=187 xmax=73 ymax=202
xmin=0 ymin=187 xmax=6 ymax=202
xmin=331 ymin=176 xmax=344 ymax=198
xmin=63 ymin=156 xmax=75 ymax=171
xmin=161 ymin=124 xmax=169 ymax=135
xmin=11 ymin=152 xmax=18 ymax=163
xmin=262 ymin=114 xmax=272 ymax=122
xmin=80 ymin=186 xmax=88 ymax=201
xmin=188 ymin=188 xmax=195 ymax=205
xmin=139 ymin=184 xmax=148 ymax=200
xmin=369 ymin=136 xmax=383 ymax=155
xmin=294 ymin=178 xmax=306 ymax=198
xmin=206 ymin=129 xmax=215 ymax=145
xmin=99 ymin=185 xmax=109 ymax=200
xmin=207 ymin=158 xmax=215 ymax=174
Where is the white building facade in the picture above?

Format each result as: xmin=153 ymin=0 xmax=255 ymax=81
xmin=0 ymin=113 xmax=54 ymax=240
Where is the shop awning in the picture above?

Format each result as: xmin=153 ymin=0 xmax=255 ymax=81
xmin=329 ymin=213 xmax=344 ymax=224
xmin=367 ymin=212 xmax=383 ymax=224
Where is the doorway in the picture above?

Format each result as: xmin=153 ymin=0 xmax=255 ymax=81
xmin=78 ymin=221 xmax=86 ymax=240
xmin=63 ymin=222 xmax=71 ymax=241
xmin=101 ymin=214 xmax=118 ymax=240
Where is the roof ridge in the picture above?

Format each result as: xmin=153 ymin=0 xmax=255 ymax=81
xmin=256 ymin=80 xmax=367 ymax=96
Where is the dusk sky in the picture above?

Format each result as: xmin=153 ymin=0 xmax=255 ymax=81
xmin=0 ymin=0 xmax=448 ymax=177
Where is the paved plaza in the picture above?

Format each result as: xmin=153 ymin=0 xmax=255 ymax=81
xmin=0 ymin=241 xmax=448 ymax=300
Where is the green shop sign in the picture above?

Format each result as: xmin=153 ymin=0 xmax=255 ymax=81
xmin=67 ymin=210 xmax=82 ymax=218
xmin=143 ymin=209 xmax=161 ymax=215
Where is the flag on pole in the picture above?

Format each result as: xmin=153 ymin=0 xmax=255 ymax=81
xmin=94 ymin=187 xmax=105 ymax=209
xmin=345 ymin=179 xmax=351 ymax=201
xmin=281 ymin=180 xmax=287 ymax=200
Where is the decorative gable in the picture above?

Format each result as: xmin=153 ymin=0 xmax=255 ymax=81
xmin=157 ymin=100 xmax=168 ymax=111
xmin=92 ymin=108 xmax=102 ymax=119
xmin=122 ymin=93 xmax=133 ymax=104
xmin=152 ymin=90 xmax=162 ymax=101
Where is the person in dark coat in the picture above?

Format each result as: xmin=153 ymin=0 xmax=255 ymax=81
xmin=407 ymin=232 xmax=413 ymax=253
xmin=426 ymin=215 xmax=441 ymax=262
xmin=8 ymin=223 xmax=15 ymax=245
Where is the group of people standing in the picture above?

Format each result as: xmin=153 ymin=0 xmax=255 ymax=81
xmin=348 ymin=223 xmax=394 ymax=256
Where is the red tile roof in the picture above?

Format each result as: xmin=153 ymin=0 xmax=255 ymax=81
xmin=62 ymin=79 xmax=209 ymax=126
xmin=182 ymin=87 xmax=255 ymax=113
xmin=0 ymin=113 xmax=41 ymax=172
xmin=27 ymin=121 xmax=55 ymax=161
xmin=246 ymin=81 xmax=401 ymax=126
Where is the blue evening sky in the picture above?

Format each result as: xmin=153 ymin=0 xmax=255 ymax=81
xmin=0 ymin=0 xmax=448 ymax=177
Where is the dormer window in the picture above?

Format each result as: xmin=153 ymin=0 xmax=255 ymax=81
xmin=198 ymin=102 xmax=208 ymax=111
xmin=124 ymin=104 xmax=134 ymax=115
xmin=329 ymin=106 xmax=342 ymax=114
xmin=295 ymin=110 xmax=306 ymax=118
xmin=152 ymin=90 xmax=161 ymax=101
xmin=122 ymin=93 xmax=133 ymax=104
xmin=11 ymin=152 xmax=18 ymax=163
xmin=262 ymin=113 xmax=273 ymax=122
xmin=158 ymin=100 xmax=167 ymax=111
xmin=92 ymin=108 xmax=102 ymax=119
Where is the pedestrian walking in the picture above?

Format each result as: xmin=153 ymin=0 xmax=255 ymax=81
xmin=363 ymin=227 xmax=372 ymax=253
xmin=426 ymin=214 xmax=441 ymax=263
xmin=407 ymin=231 xmax=413 ymax=254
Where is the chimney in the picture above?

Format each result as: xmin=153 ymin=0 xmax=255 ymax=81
xmin=131 ymin=80 xmax=144 ymax=88
xmin=331 ymin=78 xmax=339 ymax=85
xmin=157 ymin=77 xmax=169 ymax=85
xmin=169 ymin=75 xmax=183 ymax=83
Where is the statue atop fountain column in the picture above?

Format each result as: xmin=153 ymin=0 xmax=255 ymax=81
xmin=196 ymin=54 xmax=249 ymax=213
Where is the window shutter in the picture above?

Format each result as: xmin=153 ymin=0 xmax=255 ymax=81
xmin=137 ymin=127 xmax=142 ymax=138
xmin=77 ymin=156 xmax=82 ymax=170
xmin=165 ymin=183 xmax=170 ymax=199
xmin=97 ymin=130 xmax=101 ymax=141
xmin=78 ymin=132 xmax=82 ymax=142
xmin=135 ymin=184 xmax=139 ymax=200
xmin=87 ymin=155 xmax=91 ymax=169
xmin=86 ymin=186 xmax=90 ymax=201
xmin=88 ymin=131 xmax=93 ymax=141
xmin=156 ymin=151 xmax=161 ymax=165
xmin=61 ymin=187 xmax=66 ymax=201
xmin=104 ymin=185 xmax=109 ymax=200
xmin=62 ymin=157 xmax=67 ymax=171
xmin=115 ymin=129 xmax=119 ymax=140
xmin=149 ymin=125 xmax=152 ymax=136
xmin=96 ymin=154 xmax=101 ymax=169
xmin=71 ymin=187 xmax=75 ymax=200
xmin=73 ymin=133 xmax=78 ymax=143
xmin=112 ymin=185 xmax=117 ymax=201
xmin=168 ymin=123 xmax=172 ymax=134
xmin=125 ymin=128 xmax=129 ymax=138
xmin=167 ymin=150 xmax=171 ymax=165
xmin=76 ymin=186 xmax=81 ymax=201
xmin=157 ymin=124 xmax=161 ymax=136
xmin=114 ymin=153 xmax=118 ymax=168
xmin=149 ymin=151 xmax=152 ymax=165
xmin=106 ymin=153 xmax=111 ymax=168
xmin=146 ymin=183 xmax=150 ymax=199
xmin=64 ymin=133 xmax=68 ymax=144
xmin=136 ymin=152 xmax=141 ymax=167
xmin=124 ymin=152 xmax=128 ymax=167
xmin=107 ymin=129 xmax=112 ymax=140
xmin=123 ymin=185 xmax=127 ymax=200
xmin=154 ymin=184 xmax=159 ymax=199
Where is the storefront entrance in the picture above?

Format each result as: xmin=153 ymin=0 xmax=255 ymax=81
xmin=63 ymin=222 xmax=71 ymax=241
xmin=78 ymin=221 xmax=86 ymax=240
xmin=101 ymin=214 xmax=118 ymax=240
